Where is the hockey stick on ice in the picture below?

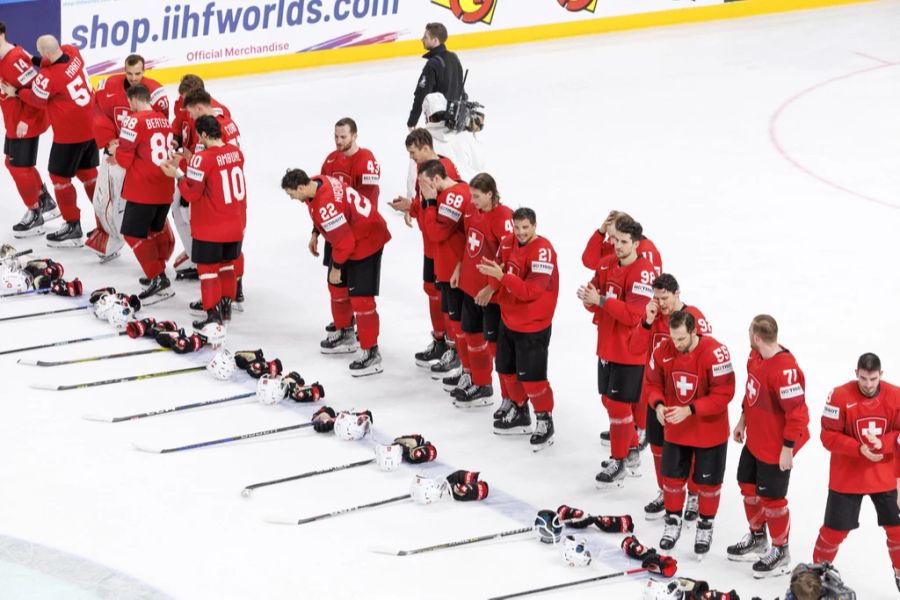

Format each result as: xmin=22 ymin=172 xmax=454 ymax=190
xmin=83 ymin=392 xmax=255 ymax=423
xmin=19 ymin=347 xmax=169 ymax=367
xmin=371 ymin=526 xmax=534 ymax=556
xmin=241 ymin=458 xmax=376 ymax=497
xmin=265 ymin=494 xmax=410 ymax=526
xmin=0 ymin=288 xmax=50 ymax=300
xmin=133 ymin=421 xmax=314 ymax=454
xmin=31 ymin=365 xmax=205 ymax=391
xmin=488 ymin=567 xmax=651 ymax=600
xmin=0 ymin=305 xmax=89 ymax=322
xmin=0 ymin=331 xmax=125 ymax=356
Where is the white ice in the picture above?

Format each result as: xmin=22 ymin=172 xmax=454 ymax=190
xmin=1 ymin=1 xmax=899 ymax=598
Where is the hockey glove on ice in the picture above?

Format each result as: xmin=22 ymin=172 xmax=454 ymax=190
xmin=446 ymin=470 xmax=489 ymax=501
xmin=311 ymin=406 xmax=336 ymax=433
xmin=556 ymin=504 xmax=595 ymax=529
xmin=595 ymin=515 xmax=635 ymax=533
xmin=49 ymin=277 xmax=82 ymax=297
xmin=394 ymin=434 xmax=437 ymax=463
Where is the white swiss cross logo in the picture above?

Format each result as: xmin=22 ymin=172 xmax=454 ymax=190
xmin=467 ymin=229 xmax=484 ymax=258
xmin=114 ymin=106 xmax=130 ymax=129
xmin=605 ymin=282 xmax=622 ymax=299
xmin=746 ymin=374 xmax=761 ymax=407
xmin=856 ymin=417 xmax=886 ymax=441
xmin=672 ymin=371 xmax=698 ymax=404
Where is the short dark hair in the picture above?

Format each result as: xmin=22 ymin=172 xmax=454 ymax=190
xmin=0 ymin=22 xmax=6 ymax=36
xmin=194 ymin=115 xmax=221 ymax=140
xmin=512 ymin=207 xmax=536 ymax=225
xmin=178 ymin=74 xmax=204 ymax=96
xmin=652 ymin=273 xmax=679 ymax=293
xmin=405 ymin=128 xmax=433 ymax=150
xmin=469 ymin=173 xmax=500 ymax=203
xmin=124 ymin=54 xmax=145 ymax=68
xmin=183 ymin=89 xmax=212 ymax=108
xmin=858 ymin=352 xmax=882 ymax=372
xmin=669 ymin=310 xmax=695 ymax=333
xmin=417 ymin=159 xmax=446 ymax=179
xmin=281 ymin=169 xmax=311 ymax=190
xmin=425 ymin=23 xmax=448 ymax=44
xmin=126 ymin=83 xmax=151 ymax=103
xmin=335 ymin=117 xmax=357 ymax=134
xmin=614 ymin=215 xmax=644 ymax=241
xmin=751 ymin=315 xmax=778 ymax=344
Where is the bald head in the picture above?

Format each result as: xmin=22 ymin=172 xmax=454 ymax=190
xmin=36 ymin=35 xmax=61 ymax=59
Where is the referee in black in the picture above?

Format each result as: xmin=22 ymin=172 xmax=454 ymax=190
xmin=407 ymin=23 xmax=464 ymax=130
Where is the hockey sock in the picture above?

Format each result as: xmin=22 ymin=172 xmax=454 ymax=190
xmin=456 ymin=332 xmax=470 ymax=370
xmin=468 ymin=333 xmax=493 ymax=386
xmin=219 ymin=261 xmax=237 ymax=299
xmin=500 ymin=373 xmax=527 ymax=405
xmin=632 ymin=399 xmax=648 ymax=430
xmin=158 ymin=222 xmax=176 ymax=262
xmin=695 ymin=483 xmax=722 ymax=517
xmin=234 ymin=252 xmax=245 ymax=278
xmin=445 ymin=314 xmax=461 ymax=343
xmin=328 ymin=284 xmax=353 ymax=329
xmin=662 ymin=477 xmax=687 ymax=514
xmin=198 ymin=263 xmax=222 ymax=310
xmin=651 ymin=443 xmax=664 ymax=489
xmin=760 ymin=497 xmax=790 ymax=546
xmin=423 ymin=281 xmax=444 ymax=337
xmin=351 ymin=295 xmax=379 ymax=349
xmin=75 ymin=167 xmax=97 ymax=201
xmin=522 ymin=380 xmax=554 ymax=412
xmin=884 ymin=525 xmax=900 ymax=569
xmin=739 ymin=482 xmax=765 ymax=531
xmin=49 ymin=173 xmax=79 ymax=221
xmin=607 ymin=398 xmax=637 ymax=459
xmin=5 ymin=158 xmax=41 ymax=208
xmin=125 ymin=235 xmax=164 ymax=278
xmin=813 ymin=526 xmax=848 ymax=563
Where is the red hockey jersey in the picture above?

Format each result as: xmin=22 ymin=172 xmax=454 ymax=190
xmin=743 ymin=348 xmax=810 ymax=465
xmin=307 ymin=176 xmax=390 ymax=265
xmin=0 ymin=45 xmax=49 ymax=137
xmin=423 ymin=180 xmax=470 ymax=282
xmin=321 ymin=147 xmax=380 ymax=206
xmin=585 ymin=254 xmax=655 ymax=365
xmin=581 ymin=230 xmax=663 ymax=276
xmin=116 ymin=110 xmax=175 ymax=205
xmin=93 ymin=73 xmax=168 ymax=148
xmin=178 ymin=144 xmax=246 ymax=242
xmin=18 ymin=45 xmax=94 ymax=143
xmin=821 ymin=381 xmax=900 ymax=494
xmin=459 ymin=203 xmax=513 ymax=298
xmin=491 ymin=235 xmax=559 ymax=333
xmin=171 ymin=94 xmax=229 ymax=147
xmin=646 ymin=335 xmax=736 ymax=447
xmin=409 ymin=155 xmax=459 ymax=259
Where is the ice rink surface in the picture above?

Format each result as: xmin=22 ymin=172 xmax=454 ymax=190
xmin=1 ymin=1 xmax=899 ymax=598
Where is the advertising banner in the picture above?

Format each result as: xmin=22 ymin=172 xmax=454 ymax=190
xmin=1 ymin=0 xmax=62 ymax=56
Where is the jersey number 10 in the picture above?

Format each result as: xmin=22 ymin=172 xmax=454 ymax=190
xmin=220 ymin=166 xmax=246 ymax=204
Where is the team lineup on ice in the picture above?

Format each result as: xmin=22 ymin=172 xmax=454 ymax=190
xmin=0 ymin=1 xmax=899 ymax=599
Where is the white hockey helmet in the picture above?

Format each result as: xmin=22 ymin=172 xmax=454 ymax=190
xmin=106 ymin=298 xmax=135 ymax=330
xmin=199 ymin=322 xmax=227 ymax=346
xmin=641 ymin=580 xmax=679 ymax=600
xmin=207 ymin=348 xmax=237 ymax=380
xmin=561 ymin=535 xmax=592 ymax=567
xmin=92 ymin=293 xmax=118 ymax=320
xmin=375 ymin=444 xmax=403 ymax=472
xmin=256 ymin=374 xmax=287 ymax=405
xmin=409 ymin=474 xmax=447 ymax=505
xmin=333 ymin=411 xmax=372 ymax=441
xmin=0 ymin=269 xmax=32 ymax=293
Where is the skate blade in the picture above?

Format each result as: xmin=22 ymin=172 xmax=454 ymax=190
xmin=42 ymin=208 xmax=61 ymax=221
xmin=431 ymin=369 xmax=461 ymax=381
xmin=694 ymin=552 xmax=708 ymax=562
xmin=98 ymin=251 xmax=121 ymax=264
xmin=753 ymin=565 xmax=790 ymax=579
xmin=350 ymin=364 xmax=383 ymax=377
xmin=493 ymin=427 xmax=532 ymax=436
xmin=644 ymin=512 xmax=666 ymax=521
xmin=415 ymin=359 xmax=440 ymax=368
xmin=595 ymin=479 xmax=626 ymax=490
xmin=46 ymin=239 xmax=84 ymax=248
xmin=453 ymin=398 xmax=493 ymax=409
xmin=727 ymin=552 xmax=766 ymax=563
xmin=625 ymin=466 xmax=642 ymax=478
xmin=531 ymin=438 xmax=554 ymax=452
xmin=232 ymin=302 xmax=244 ymax=312
xmin=600 ymin=438 xmax=611 ymax=447
xmin=141 ymin=291 xmax=175 ymax=306
xmin=320 ymin=345 xmax=359 ymax=355
xmin=12 ymin=228 xmax=46 ymax=239
xmin=442 ymin=383 xmax=462 ymax=393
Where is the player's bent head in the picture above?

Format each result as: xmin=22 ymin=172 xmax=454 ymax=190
xmin=335 ymin=117 xmax=358 ymax=135
xmin=178 ymin=74 xmax=205 ymax=97
xmin=126 ymin=83 xmax=151 ymax=104
xmin=857 ymin=352 xmax=881 ymax=372
xmin=281 ymin=169 xmax=311 ymax=191
xmin=470 ymin=173 xmax=500 ymax=205
xmin=183 ymin=89 xmax=212 ymax=108
xmin=669 ymin=310 xmax=696 ymax=333
xmin=195 ymin=115 xmax=222 ymax=140
xmin=614 ymin=215 xmax=643 ymax=242
xmin=405 ymin=128 xmax=433 ymax=151
xmin=424 ymin=22 xmax=449 ymax=44
xmin=36 ymin=35 xmax=60 ymax=57
xmin=652 ymin=273 xmax=679 ymax=294
xmin=512 ymin=207 xmax=537 ymax=226
xmin=418 ymin=159 xmax=446 ymax=180
xmin=750 ymin=314 xmax=778 ymax=344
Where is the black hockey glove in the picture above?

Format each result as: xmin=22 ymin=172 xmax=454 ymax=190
xmin=234 ymin=349 xmax=265 ymax=370
xmin=311 ymin=406 xmax=336 ymax=433
xmin=289 ymin=382 xmax=324 ymax=403
xmin=89 ymin=287 xmax=116 ymax=304
xmin=556 ymin=504 xmax=595 ymax=529
xmin=49 ymin=277 xmax=83 ymax=297
xmin=621 ymin=535 xmax=655 ymax=561
xmin=247 ymin=357 xmax=282 ymax=379
xmin=172 ymin=332 xmax=206 ymax=354
xmin=126 ymin=317 xmax=157 ymax=339
xmin=394 ymin=434 xmax=437 ymax=463
xmin=642 ymin=552 xmax=678 ymax=577
xmin=446 ymin=470 xmax=489 ymax=501
xmin=595 ymin=515 xmax=634 ymax=533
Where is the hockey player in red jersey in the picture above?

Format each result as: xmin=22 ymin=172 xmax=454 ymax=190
xmin=627 ymin=273 xmax=712 ymax=521
xmin=0 ymin=21 xmax=57 ymax=236
xmin=313 ymin=117 xmax=381 ymax=347
xmin=417 ymin=158 xmax=471 ymax=385
xmin=450 ymin=172 xmax=512 ymax=407
xmin=477 ymin=207 xmax=558 ymax=451
xmin=812 ymin=353 xmax=900 ymax=593
xmin=4 ymin=35 xmax=98 ymax=247
xmin=88 ymin=54 xmax=170 ymax=262
xmin=114 ymin=84 xmax=175 ymax=301
xmin=577 ymin=215 xmax=655 ymax=488
xmin=645 ymin=310 xmax=736 ymax=558
xmin=161 ymin=116 xmax=245 ymax=331
xmin=389 ymin=129 xmax=461 ymax=372
xmin=727 ymin=314 xmax=809 ymax=577
xmin=282 ymin=169 xmax=391 ymax=376
xmin=582 ymin=209 xmax=663 ymax=276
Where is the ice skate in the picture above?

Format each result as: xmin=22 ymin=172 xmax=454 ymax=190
xmin=349 ymin=346 xmax=383 ymax=377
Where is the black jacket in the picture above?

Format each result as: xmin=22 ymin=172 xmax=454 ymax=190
xmin=407 ymin=44 xmax=464 ymax=128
